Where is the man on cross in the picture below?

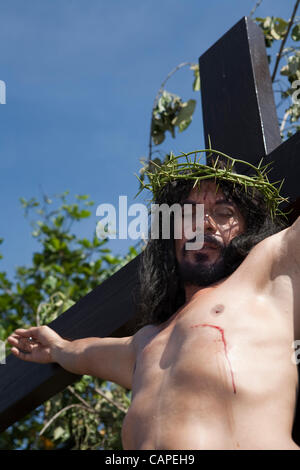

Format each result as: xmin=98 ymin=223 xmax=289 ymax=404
xmin=7 ymin=155 xmax=300 ymax=450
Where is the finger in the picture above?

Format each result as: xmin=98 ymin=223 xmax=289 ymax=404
xmin=14 ymin=327 xmax=40 ymax=338
xmin=10 ymin=347 xmax=34 ymax=362
xmin=7 ymin=335 xmax=19 ymax=346
xmin=8 ymin=333 xmax=28 ymax=341
xmin=7 ymin=335 xmax=34 ymax=352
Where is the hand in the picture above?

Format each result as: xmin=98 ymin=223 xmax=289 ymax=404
xmin=7 ymin=325 xmax=65 ymax=364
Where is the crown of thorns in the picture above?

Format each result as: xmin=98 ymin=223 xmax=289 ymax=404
xmin=135 ymin=149 xmax=289 ymax=220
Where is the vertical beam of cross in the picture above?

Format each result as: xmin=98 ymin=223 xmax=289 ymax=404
xmin=199 ymin=17 xmax=281 ymax=170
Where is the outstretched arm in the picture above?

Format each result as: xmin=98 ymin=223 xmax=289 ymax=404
xmin=7 ymin=325 xmax=136 ymax=389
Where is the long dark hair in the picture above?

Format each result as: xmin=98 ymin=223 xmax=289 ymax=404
xmin=134 ymin=174 xmax=287 ymax=330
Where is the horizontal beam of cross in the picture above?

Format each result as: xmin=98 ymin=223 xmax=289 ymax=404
xmin=263 ymin=130 xmax=300 ymax=213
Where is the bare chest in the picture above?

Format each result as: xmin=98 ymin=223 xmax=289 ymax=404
xmin=122 ymin=284 xmax=297 ymax=449
xmin=133 ymin=286 xmax=295 ymax=398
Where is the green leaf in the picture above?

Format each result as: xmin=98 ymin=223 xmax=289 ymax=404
xmin=193 ymin=73 xmax=200 ymax=92
xmin=280 ymin=53 xmax=300 ymax=81
xmin=51 ymin=238 xmax=61 ymax=250
xmin=172 ymin=99 xmax=196 ymax=131
xmin=53 ymin=426 xmax=65 ymax=441
xmin=152 ymin=131 xmax=165 ymax=145
xmin=53 ymin=215 xmax=64 ymax=228
xmin=263 ymin=16 xmax=272 ymax=29
xmin=79 ymin=238 xmax=92 ymax=249
xmin=263 ymin=17 xmax=288 ymax=41
xmin=178 ymin=118 xmax=192 ymax=132
xmin=79 ymin=209 xmax=91 ymax=219
xmin=42 ymin=275 xmax=58 ymax=291
xmin=103 ymin=254 xmax=119 ymax=265
xmin=270 ymin=26 xmax=281 ymax=40
xmin=273 ymin=18 xmax=288 ymax=38
xmin=129 ymin=246 xmax=138 ymax=257
xmin=190 ymin=64 xmax=200 ymax=91
xmin=292 ymin=24 xmax=300 ymax=41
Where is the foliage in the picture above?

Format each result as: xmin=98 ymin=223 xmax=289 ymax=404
xmin=255 ymin=16 xmax=290 ymax=46
xmin=0 ymin=192 xmax=140 ymax=450
xmin=150 ymin=63 xmax=200 ymax=147
xmin=255 ymin=8 xmax=300 ymax=139
xmin=151 ymin=91 xmax=196 ymax=145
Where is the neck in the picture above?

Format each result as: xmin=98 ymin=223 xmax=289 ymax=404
xmin=184 ymin=278 xmax=226 ymax=304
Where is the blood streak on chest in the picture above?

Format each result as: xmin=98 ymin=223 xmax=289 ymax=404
xmin=190 ymin=323 xmax=237 ymax=394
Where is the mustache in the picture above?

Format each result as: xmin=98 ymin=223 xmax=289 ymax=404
xmin=183 ymin=233 xmax=224 ymax=253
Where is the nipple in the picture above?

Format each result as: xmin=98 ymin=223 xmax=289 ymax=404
xmin=211 ymin=304 xmax=224 ymax=315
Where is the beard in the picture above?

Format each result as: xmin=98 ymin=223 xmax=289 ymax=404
xmin=177 ymin=233 xmax=242 ymax=287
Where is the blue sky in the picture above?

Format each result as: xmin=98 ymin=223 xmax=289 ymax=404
xmin=0 ymin=0 xmax=291 ymax=280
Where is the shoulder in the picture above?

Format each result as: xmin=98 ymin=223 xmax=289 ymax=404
xmin=232 ymin=226 xmax=291 ymax=292
xmin=132 ymin=324 xmax=159 ymax=351
xmin=132 ymin=324 xmax=158 ymax=342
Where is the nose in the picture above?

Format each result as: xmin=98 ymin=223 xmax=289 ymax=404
xmin=204 ymin=213 xmax=217 ymax=231
xmin=190 ymin=212 xmax=217 ymax=238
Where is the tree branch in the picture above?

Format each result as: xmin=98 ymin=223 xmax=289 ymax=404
xmin=67 ymin=385 xmax=95 ymax=412
xmin=280 ymin=108 xmax=292 ymax=134
xmin=94 ymin=386 xmax=128 ymax=414
xmin=250 ymin=0 xmax=263 ymax=18
xmin=39 ymin=404 xmax=95 ymax=437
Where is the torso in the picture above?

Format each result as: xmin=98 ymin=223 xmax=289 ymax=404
xmin=122 ymin=236 xmax=300 ymax=450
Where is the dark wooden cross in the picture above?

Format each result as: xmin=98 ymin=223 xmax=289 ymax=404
xmin=1 ymin=16 xmax=300 ymax=442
